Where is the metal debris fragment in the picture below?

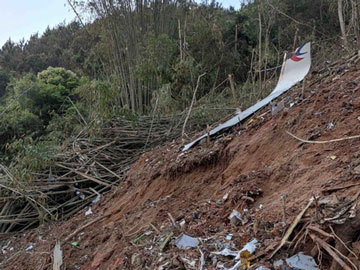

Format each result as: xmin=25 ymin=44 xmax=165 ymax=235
xmin=175 ymin=234 xmax=200 ymax=249
xmin=229 ymin=209 xmax=246 ymax=226
xmin=212 ymin=248 xmax=239 ymax=257
xmin=285 ymin=252 xmax=319 ymax=270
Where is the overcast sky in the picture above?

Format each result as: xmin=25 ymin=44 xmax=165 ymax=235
xmin=0 ymin=0 xmax=241 ymax=48
xmin=0 ymin=1 xmax=75 ymax=47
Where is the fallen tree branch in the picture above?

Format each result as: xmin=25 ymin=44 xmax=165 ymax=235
xmin=309 ymin=233 xmax=352 ymax=270
xmin=56 ymin=164 xmax=112 ymax=187
xmin=329 ymin=225 xmax=359 ymax=259
xmin=270 ymin=198 xmax=313 ymax=258
xmin=323 ymin=183 xmax=360 ymax=193
xmin=286 ymin=131 xmax=360 ymax=144
xmin=62 ymin=213 xmax=111 ymax=243
xmin=307 ymin=225 xmax=334 ymax=239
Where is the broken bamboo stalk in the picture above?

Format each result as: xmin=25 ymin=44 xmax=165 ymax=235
xmin=182 ymin=73 xmax=206 ymax=139
xmin=309 ymin=233 xmax=352 ymax=270
xmin=228 ymin=74 xmax=239 ymax=109
xmin=270 ymin=198 xmax=313 ymax=258
xmin=286 ymin=131 xmax=360 ymax=144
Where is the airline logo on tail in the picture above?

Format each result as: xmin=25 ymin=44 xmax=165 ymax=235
xmin=291 ymin=44 xmax=307 ymax=62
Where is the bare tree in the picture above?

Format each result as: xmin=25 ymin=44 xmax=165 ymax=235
xmin=338 ymin=0 xmax=349 ymax=50
xmin=351 ymin=0 xmax=360 ymax=50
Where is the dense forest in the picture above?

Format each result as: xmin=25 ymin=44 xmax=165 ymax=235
xmin=0 ymin=0 xmax=359 ymax=174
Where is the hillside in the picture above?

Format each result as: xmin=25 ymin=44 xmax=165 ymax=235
xmin=1 ymin=51 xmax=360 ymax=270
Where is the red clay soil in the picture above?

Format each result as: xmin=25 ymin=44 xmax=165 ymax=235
xmin=1 ymin=57 xmax=360 ymax=270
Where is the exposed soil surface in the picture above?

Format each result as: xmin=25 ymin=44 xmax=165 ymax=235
xmin=2 ymin=56 xmax=360 ymax=269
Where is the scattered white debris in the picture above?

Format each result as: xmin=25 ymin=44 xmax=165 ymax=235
xmin=26 ymin=244 xmax=34 ymax=251
xmin=85 ymin=207 xmax=93 ymax=216
xmin=256 ymin=267 xmax=270 ymax=270
xmin=144 ymin=230 xmax=153 ymax=236
xmin=199 ymin=249 xmax=205 ymax=270
xmin=289 ymin=102 xmax=295 ymax=107
xmin=328 ymin=122 xmax=335 ymax=129
xmin=90 ymin=187 xmax=101 ymax=204
xmin=212 ymin=248 xmax=239 ymax=257
xmin=179 ymin=220 xmax=186 ymax=227
xmin=229 ymin=209 xmax=246 ymax=225
xmin=273 ymin=259 xmax=284 ymax=269
xmin=75 ymin=190 xmax=85 ymax=200
xmin=285 ymin=252 xmax=319 ymax=270
xmin=225 ymin=234 xmax=233 ymax=241
xmin=175 ymin=234 xmax=199 ymax=249
xmin=235 ymin=239 xmax=259 ymax=260
xmin=223 ymin=193 xmax=229 ymax=201
xmin=53 ymin=241 xmax=63 ymax=270
xmin=259 ymin=204 xmax=264 ymax=209
xmin=212 ymin=256 xmax=218 ymax=265
xmin=181 ymin=257 xmax=196 ymax=267
xmin=92 ymin=195 xmax=101 ymax=204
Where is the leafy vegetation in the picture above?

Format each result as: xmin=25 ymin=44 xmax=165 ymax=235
xmin=0 ymin=0 xmax=359 ymax=173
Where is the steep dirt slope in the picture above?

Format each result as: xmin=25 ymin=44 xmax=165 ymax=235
xmin=1 ymin=56 xmax=360 ymax=269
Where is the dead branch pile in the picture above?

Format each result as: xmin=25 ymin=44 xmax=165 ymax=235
xmin=0 ymin=113 xmax=212 ymax=233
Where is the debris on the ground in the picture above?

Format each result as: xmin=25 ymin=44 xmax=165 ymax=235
xmin=3 ymin=52 xmax=360 ymax=270
xmin=256 ymin=266 xmax=270 ymax=270
xmin=212 ymin=248 xmax=239 ymax=257
xmin=90 ymin=188 xmax=101 ymax=204
xmin=179 ymin=219 xmax=186 ymax=227
xmin=26 ymin=244 xmax=34 ymax=251
xmin=273 ymin=259 xmax=284 ymax=269
xmin=160 ymin=232 xmax=174 ymax=251
xmin=229 ymin=209 xmax=246 ymax=226
xmin=271 ymin=99 xmax=285 ymax=115
xmin=328 ymin=122 xmax=335 ymax=129
xmin=285 ymin=252 xmax=319 ymax=270
xmin=199 ymin=249 xmax=205 ymax=270
xmin=271 ymin=198 xmax=314 ymax=258
xmin=175 ymin=234 xmax=200 ymax=249
xmin=85 ymin=207 xmax=93 ymax=216
xmin=53 ymin=241 xmax=63 ymax=270
xmin=320 ymin=188 xmax=360 ymax=224
xmin=236 ymin=238 xmax=259 ymax=259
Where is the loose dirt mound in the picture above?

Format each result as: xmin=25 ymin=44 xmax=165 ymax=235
xmin=1 ymin=56 xmax=360 ymax=269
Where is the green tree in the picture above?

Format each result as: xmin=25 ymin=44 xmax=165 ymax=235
xmin=0 ymin=68 xmax=10 ymax=97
